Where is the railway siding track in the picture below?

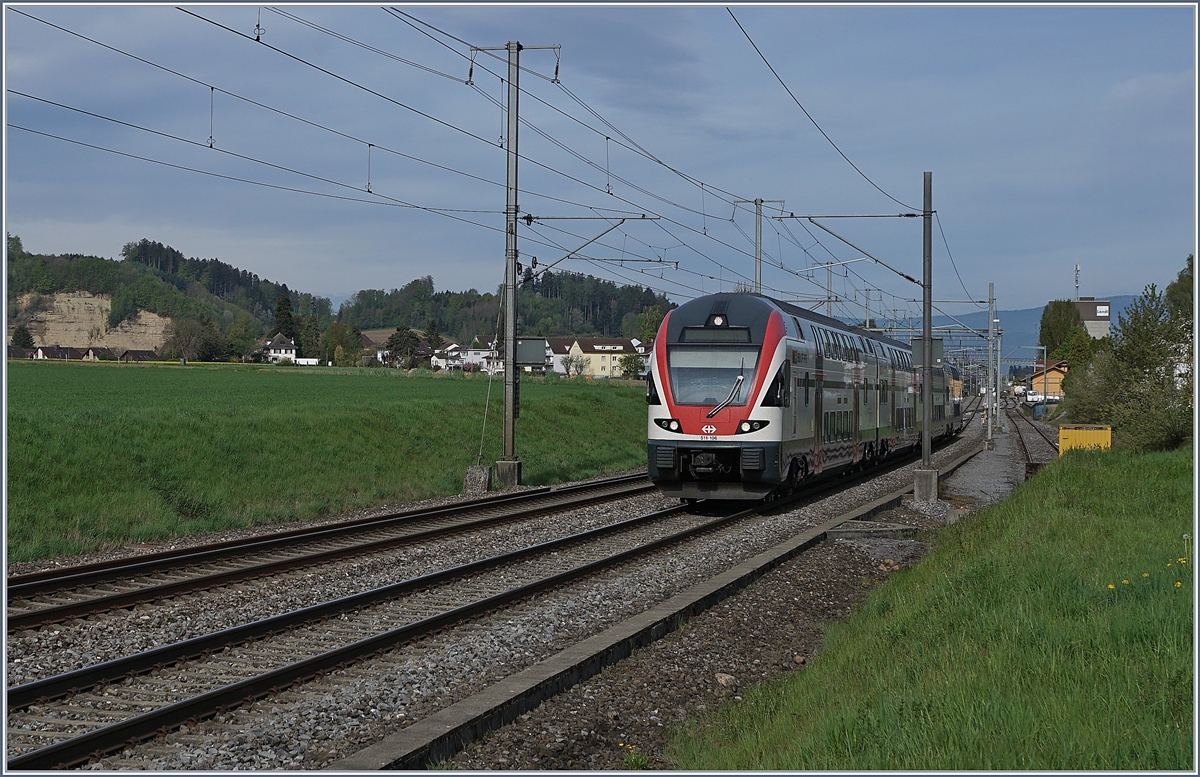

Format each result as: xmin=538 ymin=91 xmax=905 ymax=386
xmin=7 ymin=474 xmax=653 ymax=630
xmin=1004 ymin=398 xmax=1059 ymax=475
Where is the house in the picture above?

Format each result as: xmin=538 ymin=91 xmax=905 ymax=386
xmin=1027 ymin=359 xmax=1068 ymax=400
xmin=119 ymin=349 xmax=159 ymax=362
xmin=463 ymin=335 xmax=501 ymax=374
xmin=35 ymin=345 xmax=87 ymax=360
xmin=545 ymin=337 xmax=576 ymax=374
xmin=82 ymin=347 xmax=117 ymax=361
xmin=431 ymin=343 xmax=463 ymax=370
xmin=263 ymin=333 xmax=297 ymax=363
xmin=568 ymin=337 xmax=640 ymax=378
xmin=1073 ymin=297 xmax=1111 ymax=339
xmin=7 ymin=345 xmax=31 ymax=359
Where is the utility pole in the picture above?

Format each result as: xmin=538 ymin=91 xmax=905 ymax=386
xmin=1075 ymin=264 xmax=1080 ymax=301
xmin=997 ymin=330 xmax=1004 ymax=432
xmin=733 ymin=198 xmax=782 ymax=294
xmin=987 ymin=282 xmax=995 ymax=447
xmin=474 ymin=40 xmax=559 ymax=487
xmin=915 ymin=172 xmax=937 ymax=501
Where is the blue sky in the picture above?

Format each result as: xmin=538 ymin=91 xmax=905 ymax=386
xmin=4 ymin=4 xmax=1195 ymax=321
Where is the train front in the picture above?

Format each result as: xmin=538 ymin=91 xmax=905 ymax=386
xmin=646 ymin=294 xmax=787 ymax=500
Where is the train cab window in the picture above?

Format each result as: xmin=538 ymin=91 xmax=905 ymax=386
xmin=666 ymin=346 xmax=760 ymax=406
xmin=792 ymin=316 xmax=805 ymax=340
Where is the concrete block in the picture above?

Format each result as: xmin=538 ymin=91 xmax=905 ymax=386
xmin=495 ymin=459 xmax=522 ymax=487
xmin=463 ymin=465 xmax=492 ymax=495
xmin=913 ymin=468 xmax=939 ymax=502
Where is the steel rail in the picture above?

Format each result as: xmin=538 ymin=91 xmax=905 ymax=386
xmin=8 ymin=474 xmax=646 ymax=591
xmin=6 ymin=501 xmax=762 ymax=770
xmin=8 ymin=476 xmax=652 ymax=629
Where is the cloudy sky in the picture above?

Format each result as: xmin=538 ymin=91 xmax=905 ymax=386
xmin=4 ymin=4 xmax=1195 ymax=321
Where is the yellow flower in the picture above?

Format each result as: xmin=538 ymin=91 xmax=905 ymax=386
xmin=1122 ymin=580 xmax=1129 ymax=585
xmin=1176 ymin=581 xmax=1182 ymax=588
xmin=1179 ymin=558 xmax=1187 ymax=565
xmin=1107 ymin=584 xmax=1115 ymax=589
xmin=1143 ymin=573 xmax=1150 ymax=578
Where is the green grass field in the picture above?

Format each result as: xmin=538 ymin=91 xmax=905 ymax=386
xmin=669 ymin=447 xmax=1193 ymax=770
xmin=6 ymin=361 xmax=648 ymax=561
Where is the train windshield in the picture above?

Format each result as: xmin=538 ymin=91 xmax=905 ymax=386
xmin=667 ymin=346 xmax=759 ymax=406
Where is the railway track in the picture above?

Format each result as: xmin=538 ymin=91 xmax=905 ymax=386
xmin=8 ymin=420 xmax=983 ymax=769
xmin=1003 ymin=397 xmax=1059 ymax=474
xmin=6 ymin=474 xmax=654 ymax=630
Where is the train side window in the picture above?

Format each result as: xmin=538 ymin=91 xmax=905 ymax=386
xmin=792 ymin=316 xmax=805 ymax=340
xmin=804 ymin=372 xmax=810 ymax=406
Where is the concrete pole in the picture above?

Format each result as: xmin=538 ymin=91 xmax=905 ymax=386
xmin=500 ymin=41 xmax=521 ymax=486
xmin=921 ymin=172 xmax=933 ymax=468
xmin=997 ymin=331 xmax=1005 ymax=431
xmin=754 ymin=197 xmax=763 ymax=294
xmin=915 ymin=172 xmax=937 ymax=501
xmin=987 ymin=282 xmax=994 ymax=444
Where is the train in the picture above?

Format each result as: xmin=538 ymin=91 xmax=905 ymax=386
xmin=646 ymin=292 xmax=966 ymax=501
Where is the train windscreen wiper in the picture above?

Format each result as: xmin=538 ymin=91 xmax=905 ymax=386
xmin=707 ymin=370 xmax=745 ymax=419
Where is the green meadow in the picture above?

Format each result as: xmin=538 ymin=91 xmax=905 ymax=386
xmin=6 ymin=361 xmax=648 ymax=561
xmin=670 ymin=447 xmax=1193 ymax=770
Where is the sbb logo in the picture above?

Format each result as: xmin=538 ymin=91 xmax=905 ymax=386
xmin=702 ymin=424 xmax=717 ymax=434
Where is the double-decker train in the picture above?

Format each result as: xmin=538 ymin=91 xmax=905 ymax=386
xmin=646 ymin=293 xmax=965 ymax=501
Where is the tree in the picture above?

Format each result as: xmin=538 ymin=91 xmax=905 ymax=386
xmin=1039 ymin=300 xmax=1084 ymax=355
xmin=1064 ymin=278 xmax=1191 ymax=451
xmin=385 ymin=327 xmax=419 ymax=368
xmin=635 ymin=305 xmax=664 ymax=343
xmin=565 ymin=353 xmax=590 ymax=377
xmin=320 ymin=321 xmax=364 ymax=366
xmin=7 ymin=233 xmax=25 ymax=259
xmin=617 ymin=352 xmax=643 ymax=378
xmin=424 ymin=318 xmax=444 ymax=354
xmin=163 ymin=317 xmax=219 ymax=362
xmin=273 ymin=294 xmax=297 ymax=341
xmin=334 ymin=344 xmax=346 ymax=367
xmin=297 ymin=316 xmax=320 ymax=360
xmin=11 ymin=324 xmax=34 ymax=349
xmin=1165 ymin=254 xmax=1193 ymax=324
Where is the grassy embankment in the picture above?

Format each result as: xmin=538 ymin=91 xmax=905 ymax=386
xmin=670 ymin=447 xmax=1193 ymax=770
xmin=6 ymin=361 xmax=647 ymax=562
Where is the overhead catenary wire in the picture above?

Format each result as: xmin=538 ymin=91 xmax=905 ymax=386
xmin=8 ymin=90 xmax=501 ymax=215
xmin=182 ymin=6 xmax=832 ymax=296
xmin=7 ymin=8 xmax=644 ymax=220
xmin=726 ymin=8 xmax=919 ymax=212
xmin=183 ymin=7 xmax=755 ymax=260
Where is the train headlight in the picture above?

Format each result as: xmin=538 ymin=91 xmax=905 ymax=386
xmin=656 ymin=418 xmax=683 ymax=432
xmin=735 ymin=419 xmax=769 ymax=434
xmin=669 ymin=420 xmax=680 ymax=431
xmin=740 ymin=421 xmax=751 ymax=432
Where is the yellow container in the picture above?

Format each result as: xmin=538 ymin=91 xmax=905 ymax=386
xmin=1058 ymin=424 xmax=1112 ymax=455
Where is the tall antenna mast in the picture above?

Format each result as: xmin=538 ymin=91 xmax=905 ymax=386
xmin=1075 ymin=264 xmax=1080 ymax=301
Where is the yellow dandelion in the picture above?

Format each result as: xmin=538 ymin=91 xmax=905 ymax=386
xmin=1176 ymin=581 xmax=1182 ymax=588
xmin=1179 ymin=558 xmax=1187 ymax=565
xmin=1143 ymin=573 xmax=1150 ymax=578
xmin=1122 ymin=580 xmax=1129 ymax=585
xmin=1107 ymin=584 xmax=1115 ymax=589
